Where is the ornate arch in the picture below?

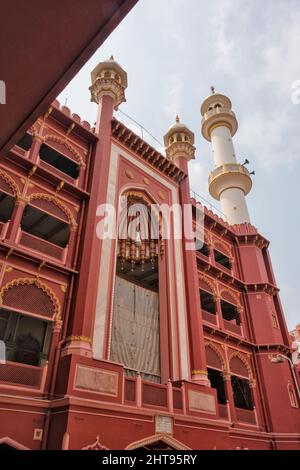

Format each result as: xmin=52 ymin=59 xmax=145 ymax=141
xmin=28 ymin=193 xmax=77 ymax=229
xmin=199 ymin=274 xmax=217 ymax=296
xmin=220 ymin=288 xmax=241 ymax=308
xmin=125 ymin=434 xmax=191 ymax=450
xmin=213 ymin=239 xmax=232 ymax=258
xmin=0 ymin=277 xmax=61 ymax=324
xmin=229 ymin=351 xmax=252 ymax=379
xmin=82 ymin=435 xmax=108 ymax=450
xmin=0 ymin=169 xmax=20 ymax=197
xmin=44 ymin=134 xmax=85 ymax=167
xmin=205 ymin=341 xmax=226 ymax=370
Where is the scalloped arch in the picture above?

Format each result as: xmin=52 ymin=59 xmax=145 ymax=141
xmin=0 ymin=277 xmax=61 ymax=322
xmin=29 ymin=193 xmax=76 ymax=228
xmin=220 ymin=288 xmax=241 ymax=307
xmin=213 ymin=239 xmax=232 ymax=258
xmin=199 ymin=274 xmax=217 ymax=296
xmin=205 ymin=341 xmax=226 ymax=370
xmin=0 ymin=169 xmax=20 ymax=197
xmin=44 ymin=134 xmax=85 ymax=167
xmin=229 ymin=351 xmax=252 ymax=378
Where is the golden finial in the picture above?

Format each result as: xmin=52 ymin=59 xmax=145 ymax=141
xmin=210 ymin=85 xmax=215 ymax=94
xmin=175 ymin=115 xmax=180 ymax=123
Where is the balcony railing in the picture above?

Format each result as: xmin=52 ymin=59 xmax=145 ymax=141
xmin=223 ymin=319 xmax=242 ymax=336
xmin=0 ymin=360 xmax=47 ymax=391
xmin=202 ymin=310 xmax=218 ymax=325
xmin=218 ymin=403 xmax=229 ymax=419
xmin=235 ymin=407 xmax=256 ymax=425
xmin=18 ymin=230 xmax=67 ymax=263
xmin=124 ymin=377 xmax=183 ymax=412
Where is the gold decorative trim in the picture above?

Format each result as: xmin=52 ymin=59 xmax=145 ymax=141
xmin=0 ymin=169 xmax=20 ymax=197
xmin=29 ymin=193 xmax=77 ymax=229
xmin=191 ymin=369 xmax=208 ymax=375
xmin=158 ymin=190 xmax=166 ymax=201
xmin=199 ymin=273 xmax=217 ymax=296
xmin=44 ymin=134 xmax=85 ymax=167
xmin=66 ymin=335 xmax=92 ymax=344
xmin=125 ymin=169 xmax=134 ymax=179
xmin=143 ymin=177 xmax=150 ymax=185
xmin=0 ymin=277 xmax=61 ymax=323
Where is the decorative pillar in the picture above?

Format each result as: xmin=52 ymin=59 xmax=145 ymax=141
xmin=6 ymin=196 xmax=26 ymax=243
xmin=200 ymin=88 xmax=253 ymax=225
xmin=66 ymin=225 xmax=77 ymax=267
xmin=66 ymin=57 xmax=127 ymax=357
xmin=249 ymin=379 xmax=261 ymax=428
xmin=214 ymin=295 xmax=223 ymax=329
xmin=44 ymin=319 xmax=62 ymax=396
xmin=29 ymin=135 xmax=43 ymax=163
xmin=163 ymin=116 xmax=210 ymax=386
xmin=223 ymin=373 xmax=237 ymax=423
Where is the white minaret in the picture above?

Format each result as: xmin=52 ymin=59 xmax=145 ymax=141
xmin=200 ymin=87 xmax=252 ymax=225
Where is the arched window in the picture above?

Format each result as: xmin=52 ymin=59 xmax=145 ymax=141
xmin=0 ymin=172 xmax=18 ymax=224
xmin=21 ymin=197 xmax=71 ymax=248
xmin=0 ymin=279 xmax=58 ymax=366
xmin=39 ymin=143 xmax=79 ymax=179
xmin=229 ymin=355 xmax=253 ymax=410
xmin=205 ymin=344 xmax=227 ymax=405
xmin=111 ymin=191 xmax=163 ymax=383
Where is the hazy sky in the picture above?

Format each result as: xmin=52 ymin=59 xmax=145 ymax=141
xmin=59 ymin=0 xmax=300 ymax=329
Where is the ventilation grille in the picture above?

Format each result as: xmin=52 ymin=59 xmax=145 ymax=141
xmin=30 ymin=199 xmax=69 ymax=222
xmin=0 ymin=362 xmax=42 ymax=387
xmin=2 ymin=284 xmax=54 ymax=319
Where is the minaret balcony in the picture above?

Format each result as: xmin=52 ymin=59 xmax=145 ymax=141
xmin=208 ymin=163 xmax=252 ymax=200
xmin=201 ymin=107 xmax=238 ymax=140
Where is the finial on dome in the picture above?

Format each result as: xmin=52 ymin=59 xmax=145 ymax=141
xmin=176 ymin=114 xmax=180 ymax=123
xmin=109 ymin=55 xmax=114 ymax=60
xmin=210 ymin=85 xmax=215 ymax=94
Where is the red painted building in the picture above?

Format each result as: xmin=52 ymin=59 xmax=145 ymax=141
xmin=0 ymin=58 xmax=299 ymax=450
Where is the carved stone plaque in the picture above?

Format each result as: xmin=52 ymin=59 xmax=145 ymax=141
xmin=188 ymin=390 xmax=216 ymax=414
xmin=74 ymin=365 xmax=118 ymax=397
xmin=155 ymin=416 xmax=173 ymax=434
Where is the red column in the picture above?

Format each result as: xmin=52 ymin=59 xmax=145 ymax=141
xmin=66 ymin=95 xmax=115 ymax=355
xmin=177 ymin=156 xmax=209 ymax=386
xmin=66 ymin=226 xmax=77 ymax=267
xmin=223 ymin=372 xmax=237 ymax=423
xmin=44 ymin=321 xmax=62 ymax=396
xmin=29 ymin=135 xmax=43 ymax=163
xmin=6 ymin=197 xmax=26 ymax=243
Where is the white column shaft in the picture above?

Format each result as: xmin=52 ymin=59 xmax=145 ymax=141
xmin=220 ymin=187 xmax=250 ymax=225
xmin=211 ymin=126 xmax=236 ymax=166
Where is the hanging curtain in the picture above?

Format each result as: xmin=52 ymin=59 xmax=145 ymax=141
xmin=110 ymin=276 xmax=160 ymax=383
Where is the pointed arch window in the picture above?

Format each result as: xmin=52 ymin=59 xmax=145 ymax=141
xmin=21 ymin=198 xmax=70 ymax=248
xmin=0 ymin=279 xmax=58 ymax=366
xmin=111 ymin=192 xmax=164 ymax=383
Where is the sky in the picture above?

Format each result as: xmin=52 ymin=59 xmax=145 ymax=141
xmin=58 ymin=0 xmax=300 ymax=329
